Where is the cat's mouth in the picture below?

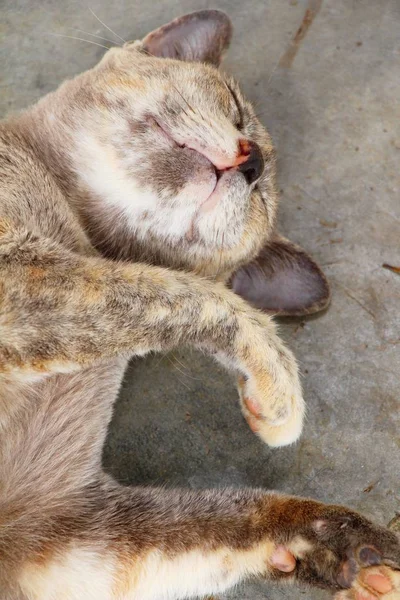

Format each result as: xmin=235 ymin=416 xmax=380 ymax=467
xmin=197 ymin=168 xmax=231 ymax=212
xmin=186 ymin=168 xmax=244 ymax=243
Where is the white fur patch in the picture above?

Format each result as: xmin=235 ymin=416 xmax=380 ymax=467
xmin=19 ymin=540 xmax=275 ymax=600
xmin=74 ymin=129 xmax=158 ymax=221
xmin=287 ymin=536 xmax=313 ymax=558
xmin=19 ymin=547 xmax=116 ymax=600
xmin=72 ymin=129 xmax=219 ymax=243
xmin=125 ymin=540 xmax=275 ymax=600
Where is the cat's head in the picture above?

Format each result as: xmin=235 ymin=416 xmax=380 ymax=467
xmin=48 ymin=10 xmax=330 ymax=315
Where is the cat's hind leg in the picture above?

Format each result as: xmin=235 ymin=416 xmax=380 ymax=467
xmin=14 ymin=489 xmax=400 ymax=600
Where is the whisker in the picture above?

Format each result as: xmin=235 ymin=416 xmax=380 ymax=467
xmin=47 ymin=33 xmax=111 ymax=50
xmin=171 ymin=353 xmax=204 ymax=381
xmin=166 ymin=356 xmax=191 ymax=390
xmin=155 ymin=351 xmax=169 ymax=368
xmin=164 ymin=62 xmax=212 ymax=126
xmin=251 ymin=56 xmax=283 ymax=123
xmin=254 ymin=109 xmax=269 ymax=120
xmin=171 ymin=82 xmax=211 ymax=127
xmin=169 ymin=84 xmax=195 ymax=121
xmin=139 ymin=46 xmax=153 ymax=58
xmin=171 ymin=83 xmax=194 ymax=116
xmin=218 ymin=230 xmax=225 ymax=276
xmin=266 ymin=54 xmax=281 ymax=88
xmin=66 ymin=27 xmax=118 ymax=46
xmin=89 ymin=7 xmax=127 ymax=44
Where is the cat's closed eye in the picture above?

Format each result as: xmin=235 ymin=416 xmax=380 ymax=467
xmin=225 ymin=82 xmax=245 ymax=130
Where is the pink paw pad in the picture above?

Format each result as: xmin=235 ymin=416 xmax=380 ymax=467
xmin=364 ymin=573 xmax=392 ymax=594
xmin=243 ymin=396 xmax=261 ymax=418
xmin=246 ymin=415 xmax=260 ymax=433
xmin=269 ymin=546 xmax=297 ymax=573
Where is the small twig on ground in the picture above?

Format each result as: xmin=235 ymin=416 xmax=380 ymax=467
xmin=382 ymin=263 xmax=400 ymax=276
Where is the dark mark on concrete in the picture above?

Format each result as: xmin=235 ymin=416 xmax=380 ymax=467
xmin=279 ymin=0 xmax=323 ymax=68
xmin=363 ymin=479 xmax=380 ymax=493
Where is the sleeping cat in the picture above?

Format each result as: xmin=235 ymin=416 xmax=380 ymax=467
xmin=0 ymin=9 xmax=399 ymax=600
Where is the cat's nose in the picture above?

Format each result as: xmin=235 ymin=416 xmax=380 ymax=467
xmin=237 ymin=140 xmax=264 ymax=185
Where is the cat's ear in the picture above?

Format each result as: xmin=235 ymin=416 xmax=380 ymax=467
xmin=141 ymin=10 xmax=232 ymax=66
xmin=231 ymin=236 xmax=330 ymax=316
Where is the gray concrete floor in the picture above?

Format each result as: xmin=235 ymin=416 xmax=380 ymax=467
xmin=1 ymin=1 xmax=400 ymax=598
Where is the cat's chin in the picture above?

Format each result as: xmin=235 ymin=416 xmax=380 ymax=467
xmin=186 ymin=168 xmax=249 ymax=248
xmin=198 ymin=169 xmax=234 ymax=214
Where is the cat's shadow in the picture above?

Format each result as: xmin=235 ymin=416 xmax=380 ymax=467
xmin=103 ymin=348 xmax=300 ymax=491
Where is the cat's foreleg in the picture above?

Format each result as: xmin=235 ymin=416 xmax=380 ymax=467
xmin=0 ymin=220 xmax=302 ymax=446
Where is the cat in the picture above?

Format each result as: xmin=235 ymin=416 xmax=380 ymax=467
xmin=0 ymin=9 xmax=399 ymax=600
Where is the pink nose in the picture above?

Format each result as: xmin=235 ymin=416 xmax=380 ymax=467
xmin=219 ymin=139 xmax=264 ymax=185
xmin=236 ymin=140 xmax=264 ymax=184
xmin=231 ymin=139 xmax=252 ymax=167
xmin=214 ymin=139 xmax=251 ymax=170
xmin=186 ymin=138 xmax=264 ymax=182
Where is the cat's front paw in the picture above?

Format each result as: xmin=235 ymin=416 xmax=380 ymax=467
xmin=266 ymin=498 xmax=400 ymax=593
xmin=237 ymin=341 xmax=305 ymax=447
xmin=335 ymin=566 xmax=400 ymax=600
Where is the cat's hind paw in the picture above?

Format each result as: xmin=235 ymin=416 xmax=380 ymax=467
xmin=262 ymin=497 xmax=400 ymax=594
xmin=335 ymin=566 xmax=400 ymax=600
